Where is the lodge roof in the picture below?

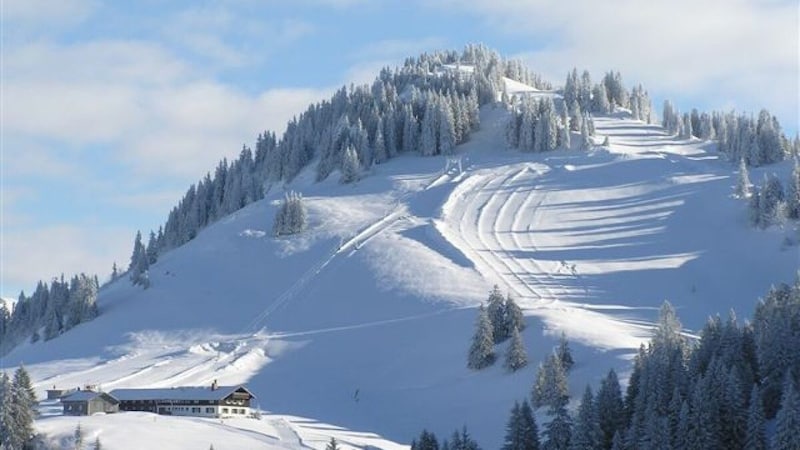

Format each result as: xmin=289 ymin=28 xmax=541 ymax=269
xmin=109 ymin=385 xmax=254 ymax=402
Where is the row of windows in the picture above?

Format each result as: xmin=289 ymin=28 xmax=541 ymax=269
xmin=221 ymin=407 xmax=248 ymax=415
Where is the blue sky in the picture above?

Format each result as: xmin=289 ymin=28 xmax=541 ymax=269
xmin=2 ymin=0 xmax=798 ymax=298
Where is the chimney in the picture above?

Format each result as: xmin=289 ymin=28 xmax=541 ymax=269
xmin=211 ymin=379 xmax=218 ymax=391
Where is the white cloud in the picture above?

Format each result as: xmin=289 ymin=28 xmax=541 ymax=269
xmin=434 ymin=0 xmax=799 ymax=127
xmin=4 ymin=39 xmax=329 ymax=178
xmin=2 ymin=0 xmax=95 ymax=29
xmin=1 ymin=224 xmax=133 ymax=295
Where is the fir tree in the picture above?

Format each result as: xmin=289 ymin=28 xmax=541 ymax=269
xmin=0 ymin=372 xmax=14 ymax=450
xmin=326 ymin=437 xmax=341 ymax=450
xmin=736 ymin=157 xmax=752 ymax=198
xmin=556 ymin=333 xmax=574 ymax=372
xmin=487 ymin=286 xmax=508 ymax=342
xmin=543 ymin=402 xmax=572 ymax=450
xmin=505 ymin=327 xmax=528 ymax=372
xmin=412 ymin=430 xmax=440 ymax=450
xmin=340 ymin=145 xmax=361 ymax=184
xmin=504 ymin=294 xmax=525 ymax=334
xmin=503 ymin=400 xmax=540 ymax=450
xmin=772 ymin=374 xmax=800 ymax=450
xmin=595 ymin=369 xmax=625 ymax=449
xmin=128 ymin=230 xmax=149 ymax=287
xmin=787 ymin=158 xmax=800 ymax=219
xmin=448 ymin=426 xmax=480 ymax=450
xmin=745 ymin=385 xmax=767 ymax=450
xmin=570 ymin=386 xmax=601 ymax=450
xmin=532 ymin=354 xmax=569 ymax=410
xmin=95 ymin=436 xmax=102 ymax=450
xmin=467 ymin=305 xmax=496 ymax=370
xmin=273 ymin=191 xmax=307 ymax=236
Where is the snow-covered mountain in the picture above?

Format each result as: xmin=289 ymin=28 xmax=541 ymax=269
xmin=4 ymin=73 xmax=797 ymax=449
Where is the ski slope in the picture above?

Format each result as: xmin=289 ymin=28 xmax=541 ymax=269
xmin=4 ymin=78 xmax=798 ymax=449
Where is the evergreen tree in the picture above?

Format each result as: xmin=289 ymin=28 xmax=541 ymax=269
xmin=772 ymin=374 xmax=800 ymax=450
xmin=580 ymin=115 xmax=592 ymax=150
xmin=505 ymin=294 xmax=525 ymax=334
xmin=128 ymin=230 xmax=149 ymax=287
xmin=273 ymin=191 xmax=307 ymax=236
xmin=0 ymin=372 xmax=14 ymax=450
xmin=468 ymin=305 xmax=496 ymax=370
xmin=556 ymin=333 xmax=574 ymax=372
xmin=146 ymin=230 xmax=159 ymax=265
xmin=570 ymin=386 xmax=601 ymax=450
xmin=505 ymin=327 xmax=529 ymax=372
xmin=340 ymin=145 xmax=361 ymax=184
xmin=543 ymin=402 xmax=572 ymax=450
xmin=487 ymin=285 xmax=508 ymax=342
xmin=595 ymin=369 xmax=625 ymax=449
xmin=787 ymin=158 xmax=800 ymax=219
xmin=503 ymin=400 xmax=540 ymax=450
xmin=4 ymin=366 xmax=37 ymax=450
xmin=745 ymin=385 xmax=767 ymax=450
xmin=448 ymin=426 xmax=480 ymax=450
xmin=532 ymin=354 xmax=569 ymax=410
xmin=736 ymin=157 xmax=752 ymax=198
xmin=412 ymin=430 xmax=440 ymax=450
xmin=95 ymin=436 xmax=102 ymax=450
xmin=326 ymin=437 xmax=341 ymax=450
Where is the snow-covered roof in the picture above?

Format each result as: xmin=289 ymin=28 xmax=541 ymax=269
xmin=61 ymin=390 xmax=118 ymax=403
xmin=109 ymin=386 xmax=253 ymax=402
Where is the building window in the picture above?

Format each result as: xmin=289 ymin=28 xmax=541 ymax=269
xmin=222 ymin=408 xmax=228 ymax=414
xmin=206 ymin=407 xmax=214 ymax=414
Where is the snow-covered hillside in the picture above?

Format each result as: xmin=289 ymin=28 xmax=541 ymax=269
xmin=4 ymin=77 xmax=797 ymax=449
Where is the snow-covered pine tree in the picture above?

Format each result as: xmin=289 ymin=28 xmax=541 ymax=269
xmin=570 ymin=386 xmax=601 ymax=450
xmin=340 ymin=145 xmax=361 ymax=184
xmin=373 ymin=118 xmax=388 ymax=164
xmin=505 ymin=327 xmax=528 ymax=372
xmin=736 ymin=157 xmax=752 ymax=198
xmin=772 ymin=374 xmax=800 ymax=450
xmin=487 ymin=285 xmax=508 ymax=342
xmin=595 ymin=369 xmax=625 ymax=449
xmin=273 ymin=191 xmax=307 ymax=236
xmin=580 ymin=115 xmax=591 ymax=150
xmin=745 ymin=385 xmax=767 ymax=450
xmin=146 ymin=230 xmax=159 ymax=265
xmin=559 ymin=120 xmax=571 ymax=150
xmin=759 ymin=174 xmax=785 ymax=227
xmin=788 ymin=158 xmax=800 ymax=220
xmin=128 ymin=230 xmax=149 ymax=287
xmin=592 ymin=84 xmax=610 ymax=114
xmin=532 ymin=353 xmax=569 ymax=410
xmin=412 ymin=430 xmax=440 ymax=450
xmin=0 ymin=372 xmax=14 ymax=450
xmin=556 ymin=333 xmax=574 ymax=372
xmin=543 ymin=401 xmax=572 ymax=450
xmin=468 ymin=305 xmax=496 ymax=370
xmin=326 ymin=437 xmax=341 ymax=450
xmin=502 ymin=400 xmax=540 ymax=450
xmin=5 ymin=366 xmax=36 ymax=449
xmin=448 ymin=426 xmax=481 ymax=450
xmin=749 ymin=186 xmax=763 ymax=227
xmin=504 ymin=294 xmax=525 ymax=335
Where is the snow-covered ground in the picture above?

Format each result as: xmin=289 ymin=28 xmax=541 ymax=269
xmin=4 ymin=78 xmax=798 ymax=449
xmin=36 ymin=405 xmax=405 ymax=450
